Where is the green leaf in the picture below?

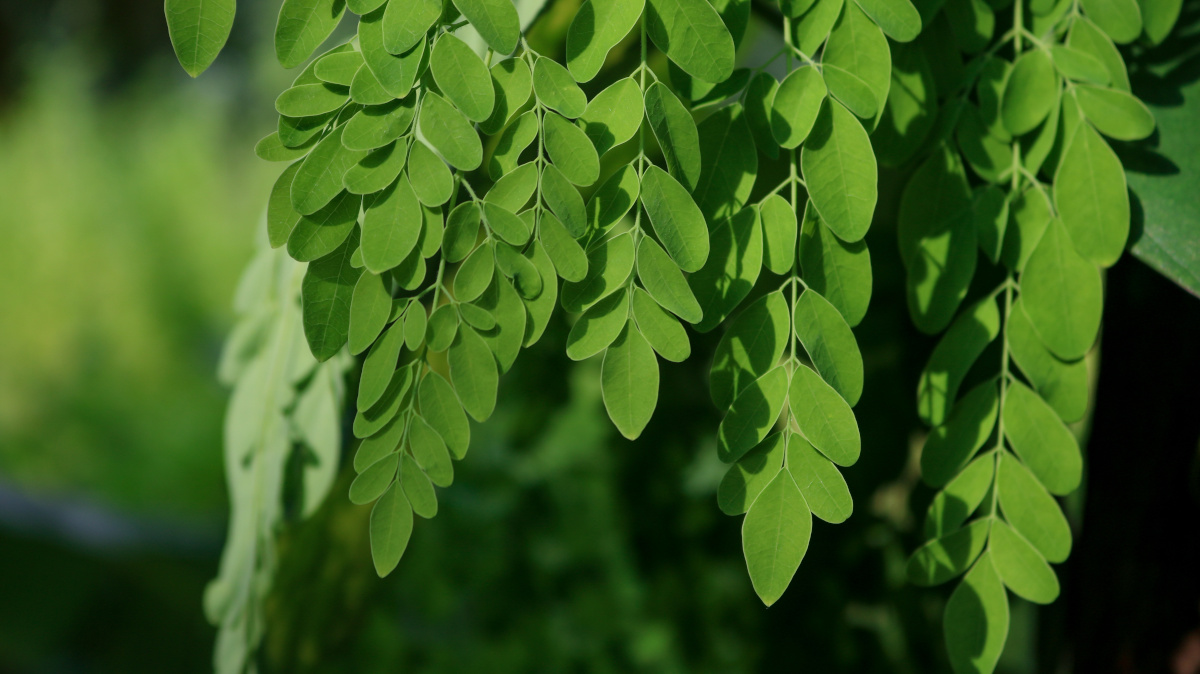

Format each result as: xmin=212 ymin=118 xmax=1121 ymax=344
xmin=454 ymin=244 xmax=495 ymax=303
xmin=944 ymin=552 xmax=1009 ymax=674
xmin=693 ymin=104 xmax=758 ymax=221
xmin=1074 ymin=85 xmax=1154 ymax=142
xmin=853 ymin=0 xmax=921 ymax=42
xmin=907 ymin=215 xmax=977 ymax=335
xmin=996 ymin=451 xmax=1072 ymax=563
xmin=760 ymin=195 xmax=796 ymax=275
xmin=362 ymin=174 xmax=422 ymax=273
xmin=400 ymin=455 xmax=438 ymax=518
xmin=407 ymin=142 xmax=453 ymax=206
xmin=426 ymin=303 xmax=460 ymax=352
xmin=430 ymin=34 xmax=496 ymax=123
xmin=925 ymin=454 xmax=994 ymax=539
xmin=562 ymin=232 xmax=635 ymax=312
xmin=579 ymin=77 xmax=645 ymax=157
xmin=166 ymin=0 xmax=236 ymax=77
xmin=448 ymin=326 xmax=499 ymax=421
xmin=359 ymin=319 xmax=405 ymax=409
xmin=921 ymin=381 xmax=999 ymax=487
xmin=343 ymin=139 xmax=407 ymax=195
xmin=1019 ymin=220 xmax=1103 ymax=360
xmin=522 ymin=241 xmax=559 ymax=346
xmin=972 ymin=186 xmax=1008 ymax=264
xmin=917 ymin=297 xmax=1001 ymax=427
xmin=354 ymin=413 xmax=403 ymax=472
xmin=350 ymin=452 xmax=398 ymax=504
xmin=353 ymin=364 xmax=412 ymax=436
xmin=801 ymin=99 xmax=877 ymax=243
xmin=342 ymin=97 xmax=416 ymax=151
xmin=566 ymin=290 xmax=628 ymax=360
xmin=444 ymin=203 xmax=481 ymax=264
xmin=636 ymin=238 xmax=703 ymax=323
xmin=1079 ymin=0 xmax=1143 ymax=43
xmin=874 ymin=42 xmax=937 ymax=166
xmin=744 ymin=72 xmax=780 ymax=159
xmin=989 ymin=519 xmax=1060 ymax=604
xmin=710 ymin=290 xmax=790 ymax=410
xmin=645 ymin=0 xmax=736 ymax=83
xmin=742 ymin=469 xmax=811 ymax=606
xmin=690 ymin=207 xmax=762 ymax=333
xmin=369 ymin=483 xmax=413 ymax=576
xmin=822 ymin=1 xmax=890 ymax=123
xmin=799 ymin=204 xmax=871 ymax=326
xmin=358 ymin=7 xmax=424 ymax=97
xmin=956 ymin=104 xmax=1014 ymax=183
xmin=482 ymin=202 xmax=531 ymax=246
xmin=644 ymin=82 xmax=702 ymax=192
xmin=1138 ymin=0 xmax=1182 ymax=44
xmin=540 ymin=212 xmax=589 ymax=282
xmin=420 ymin=92 xmax=483 ymax=171
xmin=944 ymin=0 xmax=994 ymax=54
xmin=544 ymin=112 xmax=601 ymax=186
xmin=292 ymin=123 xmax=370 ymax=215
xmin=566 ymin=0 xmax=646 ymax=82
xmin=485 ymin=162 xmax=538 ymax=212
xmin=1068 ymin=18 xmax=1131 ymax=91
xmin=268 ymin=161 xmax=305 ymax=248
xmin=302 ymin=228 xmax=363 ymax=361
xmin=718 ymin=366 xmax=789 ymax=462
xmin=348 ymin=272 xmax=392 ymax=355
xmin=451 ymin=0 xmax=521 ymax=54
xmin=1002 ymin=381 xmax=1082 ymax=496
xmin=631 ymin=288 xmax=691 ymax=362
xmin=489 ymin=112 xmax=540 ymax=179
xmin=789 ymin=364 xmax=861 ymax=466
xmin=793 ymin=289 xmax=863 ymax=406
xmin=541 ymin=164 xmax=588 ymax=238
xmin=718 ymin=432 xmax=785 ymax=515
xmin=640 ymin=166 xmax=710 ymax=272
xmin=795 ymin=0 xmax=845 ymax=56
xmin=897 ymin=146 xmax=973 ymax=266
xmin=533 ymin=57 xmax=587 ymax=118
xmin=256 ymin=131 xmax=317 ymax=162
xmin=350 ymin=63 xmax=393 ymax=105
xmin=907 ymin=518 xmax=990 ymax=586
xmin=1049 ymin=45 xmax=1111 ymax=85
xmin=419 ymin=372 xmax=471 ymax=459
xmin=409 ymin=415 xmax=453 ymax=487
xmin=787 ymin=433 xmax=852 ymax=523
xmin=473 ymin=275 xmax=526 ymax=372
xmin=275 ymin=0 xmax=346 ymax=69
xmin=1006 ymin=299 xmax=1088 ymax=423
xmin=382 ymin=0 xmax=440 ymax=55
xmin=1000 ymin=185 xmax=1052 ymax=272
xmin=770 ymin=67 xmax=826 ymax=149
xmin=276 ymin=82 xmax=349 ymax=117
xmin=601 ymin=321 xmax=660 ymax=439
xmin=480 ymin=58 xmax=533 ymax=135
xmin=585 ymin=165 xmax=641 ymax=240
xmin=1001 ymin=49 xmax=1058 ymax=136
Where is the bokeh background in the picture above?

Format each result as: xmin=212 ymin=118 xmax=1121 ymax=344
xmin=1 ymin=1 xmax=1199 ymax=672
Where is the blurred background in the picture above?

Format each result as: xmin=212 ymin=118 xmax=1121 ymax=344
xmin=0 ymin=1 xmax=1198 ymax=673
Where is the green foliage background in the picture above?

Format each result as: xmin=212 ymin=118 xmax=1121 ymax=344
xmin=0 ymin=1 xmax=1199 ymax=672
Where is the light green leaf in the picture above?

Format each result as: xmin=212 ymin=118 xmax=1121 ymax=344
xmin=771 ymin=66 xmax=826 ymax=149
xmin=644 ymin=82 xmax=702 ymax=192
xmin=874 ymin=42 xmax=937 ymax=166
xmin=602 ymin=321 xmax=660 ymax=439
xmin=1049 ymin=45 xmax=1111 ymax=85
xmin=402 ymin=303 xmax=426 ymax=351
xmin=793 ymin=289 xmax=863 ymax=406
xmin=718 ymin=366 xmax=789 ymax=462
xmin=1068 ymin=18 xmax=1131 ymax=91
xmin=1001 ymin=49 xmax=1058 ymax=136
xmin=795 ymin=0 xmax=845 ymax=56
xmin=407 ymin=142 xmax=453 ymax=206
xmin=362 ymin=174 xmax=422 ymax=273
xmin=276 ymin=82 xmax=349 ymax=118
xmin=925 ymin=454 xmax=994 ymax=539
xmin=787 ymin=433 xmax=852 ymax=523
xmin=692 ymin=104 xmax=758 ymax=221
xmin=522 ymin=241 xmax=558 ymax=345
xmin=710 ymin=290 xmax=790 ymax=410
xmin=1079 ymin=0 xmax=1143 ymax=43
xmin=419 ymin=372 xmax=471 ymax=459
xmin=540 ymin=212 xmax=589 ymax=282
xmin=906 ymin=212 xmax=977 ymax=334
xmin=1003 ymin=381 xmax=1082 ymax=496
xmin=350 ymin=62 xmax=393 ymax=105
xmin=907 ymin=518 xmax=990 ymax=586
xmin=853 ymin=0 xmax=921 ymax=41
xmin=1007 ymin=299 xmax=1089 ymax=423
xmin=382 ymin=0 xmax=440 ymax=55
xmin=1138 ymin=0 xmax=1182 ymax=44
xmin=268 ymin=162 xmax=305 ymax=247
xmin=760 ymin=195 xmax=796 ymax=275
xmin=921 ymin=381 xmax=999 ymax=488
xmin=473 ymin=275 xmax=526 ymax=372
xmin=744 ymin=72 xmax=780 ymax=159
xmin=292 ymin=123 xmax=370 ymax=215
xmin=799 ymin=203 xmax=871 ymax=326
xmin=359 ymin=8 xmax=425 ymax=98
xmin=481 ymin=58 xmax=533 ymax=135
xmin=430 ymin=34 xmax=495 ymax=123
xmin=420 ymin=92 xmax=483 ymax=171
xmin=566 ymin=0 xmax=646 ymax=82
xmin=579 ymin=77 xmax=645 ymax=157
xmin=302 ymin=228 xmax=362 ymax=361
xmin=822 ymin=1 xmax=890 ymax=124
xmin=400 ymin=455 xmax=438 ymax=518
xmin=562 ymin=232 xmax=635 ymax=312
xmin=444 ymin=203 xmax=481 ymax=264
xmin=482 ymin=202 xmax=531 ymax=246
xmin=348 ymin=272 xmax=392 ymax=355
xmin=452 ymin=0 xmax=521 ymax=54
xmin=996 ymin=451 xmax=1072 ymax=563
xmin=166 ymin=0 xmax=236 ymax=77
xmin=256 ymin=131 xmax=317 ymax=162
xmin=275 ymin=0 xmax=346 ymax=69
xmin=408 ymin=415 xmax=453 ymax=487
xmin=718 ymin=432 xmax=785 ymax=515
xmin=584 ymin=165 xmax=640 ymax=239
xmin=945 ymin=552 xmax=1009 ymax=674
xmin=369 ymin=483 xmax=413 ymax=576
xmin=541 ymin=164 xmax=588 ymax=238
xmin=917 ymin=297 xmax=1001 ymax=427
xmin=358 ymin=319 xmax=404 ymax=409
xmin=485 ymin=162 xmax=538 ymax=212
xmin=453 ymin=243 xmax=495 ymax=303
xmin=350 ymin=452 xmax=398 ymax=504
xmin=631 ymin=287 xmax=691 ymax=362
xmin=448 ymin=326 xmax=499 ymax=421
xmin=989 ymin=519 xmax=1060 ymax=604
xmin=742 ymin=469 xmax=811 ymax=606
xmin=354 ymin=413 xmax=403 ymax=472
xmin=801 ymin=99 xmax=877 ymax=243
xmin=690 ymin=207 xmax=762 ymax=333
xmin=566 ymin=290 xmax=628 ymax=360
xmin=342 ymin=97 xmax=417 ymax=151
xmin=426 ymin=303 xmax=460 ymax=352
xmin=544 ymin=112 xmax=601 ymax=186
xmin=640 ymin=166 xmax=710 ymax=273
xmin=1020 ymin=220 xmax=1103 ymax=360
xmin=645 ymin=0 xmax=736 ymax=83
xmin=1000 ymin=185 xmax=1052 ymax=272
xmin=636 ymin=237 xmax=703 ymax=323
xmin=789 ymin=364 xmax=860 ymax=466
xmin=1074 ymin=85 xmax=1155 ymax=142
xmin=956 ymin=104 xmax=1014 ymax=183
xmin=343 ymin=140 xmax=407 ymax=195
xmin=533 ymin=57 xmax=587 ymax=118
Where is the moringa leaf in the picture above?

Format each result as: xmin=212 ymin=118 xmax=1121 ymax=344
xmin=644 ymin=82 xmax=702 ymax=191
xmin=636 ymin=237 xmax=703 ymax=323
xmin=302 ymin=228 xmax=363 ymax=361
xmin=645 ymin=0 xmax=736 ymax=83
xmin=788 ymin=364 xmax=861 ymax=466
xmin=420 ymin=92 xmax=484 ymax=171
xmin=792 ymin=289 xmax=863 ymax=406
xmin=452 ymin=0 xmax=521 ymax=54
xmin=1002 ymin=381 xmax=1082 ymax=496
xmin=369 ymin=483 xmax=413 ymax=576
xmin=801 ymin=99 xmax=877 ymax=242
xmin=166 ymin=0 xmax=236 ymax=77
xmin=566 ymin=0 xmax=646 ymax=82
xmin=601 ymin=321 xmax=660 ymax=439
xmin=431 ymin=34 xmax=496 ymax=123
xmin=275 ymin=0 xmax=346 ymax=69
xmin=533 ymin=57 xmax=588 ymax=118
xmin=742 ymin=469 xmax=811 ymax=606
xmin=640 ymin=166 xmax=710 ymax=272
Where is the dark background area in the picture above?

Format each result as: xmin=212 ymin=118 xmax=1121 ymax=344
xmin=0 ymin=1 xmax=1197 ymax=672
